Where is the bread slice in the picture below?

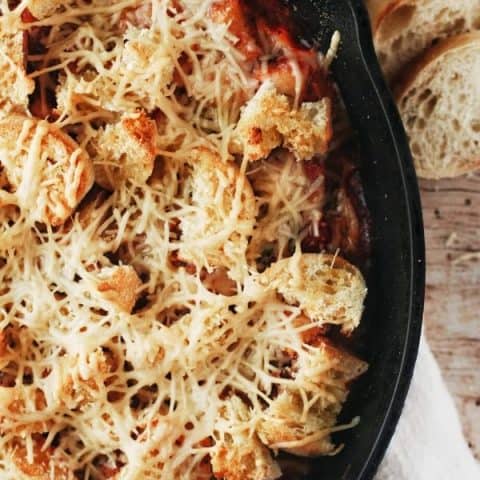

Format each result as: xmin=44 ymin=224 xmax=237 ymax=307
xmin=395 ymin=32 xmax=480 ymax=179
xmin=367 ymin=0 xmax=480 ymax=80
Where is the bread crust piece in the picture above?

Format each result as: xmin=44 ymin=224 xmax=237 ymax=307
xmin=395 ymin=32 xmax=480 ymax=179
xmin=232 ymin=81 xmax=332 ymax=162
xmin=90 ymin=111 xmax=157 ymax=190
xmin=257 ymin=388 xmax=338 ymax=457
xmin=0 ymin=29 xmax=35 ymax=113
xmin=259 ymin=253 xmax=367 ymax=333
xmin=366 ymin=0 xmax=480 ymax=80
xmin=0 ymin=114 xmax=95 ymax=225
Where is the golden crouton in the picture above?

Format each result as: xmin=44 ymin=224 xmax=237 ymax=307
xmin=294 ymin=337 xmax=368 ymax=388
xmin=0 ymin=29 xmax=35 ymax=113
xmin=97 ymin=265 xmax=142 ymax=313
xmin=232 ymin=81 xmax=332 ymax=161
xmin=90 ymin=111 xmax=156 ymax=190
xmin=256 ymin=327 xmax=366 ymax=457
xmin=26 ymin=0 xmax=65 ymax=19
xmin=55 ymin=28 xmax=173 ymax=114
xmin=209 ymin=0 xmax=262 ymax=61
xmin=201 ymin=267 xmax=238 ymax=296
xmin=0 ymin=114 xmax=94 ymax=226
xmin=0 ymin=386 xmax=53 ymax=438
xmin=174 ymin=147 xmax=257 ymax=273
xmin=212 ymin=396 xmax=281 ymax=480
xmin=59 ymin=348 xmax=119 ymax=410
xmin=257 ymin=388 xmax=337 ymax=457
xmin=259 ymin=253 xmax=367 ymax=333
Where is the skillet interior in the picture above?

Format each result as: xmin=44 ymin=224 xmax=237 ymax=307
xmin=280 ymin=1 xmax=425 ymax=478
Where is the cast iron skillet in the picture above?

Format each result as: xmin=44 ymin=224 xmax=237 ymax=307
xmin=279 ymin=0 xmax=426 ymax=478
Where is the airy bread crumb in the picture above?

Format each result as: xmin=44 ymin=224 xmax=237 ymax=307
xmin=173 ymin=147 xmax=257 ymax=275
xmin=26 ymin=0 xmax=66 ymax=19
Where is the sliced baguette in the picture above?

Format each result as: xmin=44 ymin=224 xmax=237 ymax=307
xmin=367 ymin=0 xmax=480 ymax=80
xmin=395 ymin=32 xmax=480 ymax=179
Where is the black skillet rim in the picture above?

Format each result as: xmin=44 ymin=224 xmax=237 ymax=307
xmin=284 ymin=1 xmax=426 ymax=477
xmin=340 ymin=1 xmax=426 ymax=477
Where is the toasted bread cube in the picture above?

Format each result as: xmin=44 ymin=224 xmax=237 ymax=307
xmin=209 ymin=0 xmax=262 ymax=61
xmin=119 ymin=2 xmax=153 ymax=31
xmin=56 ymin=28 xmax=174 ymax=114
xmin=0 ymin=114 xmax=94 ymax=225
xmin=26 ymin=0 xmax=65 ymax=19
xmin=174 ymin=147 xmax=256 ymax=274
xmin=0 ymin=330 xmax=8 ymax=357
xmin=211 ymin=436 xmax=281 ymax=480
xmin=97 ymin=265 xmax=142 ymax=313
xmin=259 ymin=253 xmax=366 ymax=333
xmin=91 ymin=111 xmax=156 ymax=190
xmin=9 ymin=434 xmax=73 ymax=480
xmin=232 ymin=81 xmax=332 ymax=161
xmin=257 ymin=337 xmax=366 ymax=457
xmin=212 ymin=397 xmax=281 ymax=480
xmin=0 ymin=30 xmax=35 ymax=113
xmin=295 ymin=337 xmax=368 ymax=387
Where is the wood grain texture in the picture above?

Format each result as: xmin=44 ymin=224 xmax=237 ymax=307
xmin=419 ymin=172 xmax=480 ymax=459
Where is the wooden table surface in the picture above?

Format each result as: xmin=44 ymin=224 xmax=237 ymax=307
xmin=420 ymin=172 xmax=480 ymax=460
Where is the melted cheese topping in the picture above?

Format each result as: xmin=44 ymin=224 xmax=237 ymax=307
xmin=0 ymin=1 xmax=365 ymax=479
xmin=247 ymin=152 xmax=324 ymax=265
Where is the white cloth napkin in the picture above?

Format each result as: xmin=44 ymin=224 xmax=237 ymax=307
xmin=376 ymin=334 xmax=480 ymax=480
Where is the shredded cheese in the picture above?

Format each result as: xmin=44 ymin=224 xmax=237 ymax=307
xmin=0 ymin=1 xmax=366 ymax=479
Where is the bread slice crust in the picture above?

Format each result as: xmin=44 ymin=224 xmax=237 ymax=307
xmin=394 ymin=32 xmax=480 ymax=179
xmin=367 ymin=0 xmax=480 ymax=80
